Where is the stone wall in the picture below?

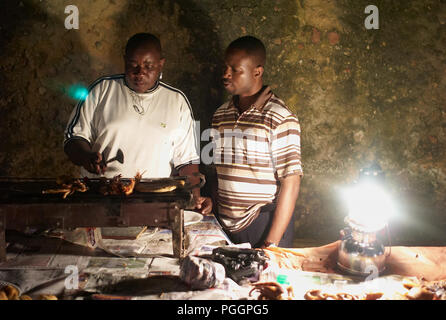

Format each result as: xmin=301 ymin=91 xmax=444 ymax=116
xmin=1 ymin=0 xmax=445 ymax=244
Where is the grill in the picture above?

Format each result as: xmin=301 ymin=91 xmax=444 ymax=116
xmin=0 ymin=176 xmax=198 ymax=262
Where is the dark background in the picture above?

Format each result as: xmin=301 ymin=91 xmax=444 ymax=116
xmin=1 ymin=0 xmax=445 ymax=245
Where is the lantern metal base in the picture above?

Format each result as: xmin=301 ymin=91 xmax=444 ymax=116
xmin=337 ymin=228 xmax=387 ymax=278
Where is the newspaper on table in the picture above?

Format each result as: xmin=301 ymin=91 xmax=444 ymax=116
xmin=1 ymin=214 xmax=236 ymax=299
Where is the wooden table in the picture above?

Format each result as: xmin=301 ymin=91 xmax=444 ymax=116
xmin=0 ymin=178 xmax=194 ymax=262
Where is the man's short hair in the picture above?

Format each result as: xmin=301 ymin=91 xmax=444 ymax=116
xmin=125 ymin=33 xmax=162 ymax=57
xmin=227 ymin=36 xmax=266 ymax=66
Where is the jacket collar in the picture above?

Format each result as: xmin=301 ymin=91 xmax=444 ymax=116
xmin=123 ymin=77 xmax=160 ymax=94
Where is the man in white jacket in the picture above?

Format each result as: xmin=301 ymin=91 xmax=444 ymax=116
xmin=64 ymin=33 xmax=211 ymax=213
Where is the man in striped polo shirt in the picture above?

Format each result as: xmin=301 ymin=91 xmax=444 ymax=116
xmin=64 ymin=33 xmax=211 ymax=213
xmin=211 ymin=36 xmax=303 ymax=248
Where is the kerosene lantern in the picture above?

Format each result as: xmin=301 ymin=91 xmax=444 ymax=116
xmin=337 ymin=163 xmax=394 ymax=277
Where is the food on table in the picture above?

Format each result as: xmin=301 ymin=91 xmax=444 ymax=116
xmin=38 ymin=294 xmax=58 ymax=300
xmin=134 ymin=177 xmax=186 ymax=193
xmin=404 ymin=279 xmax=446 ymax=300
xmin=3 ymin=284 xmax=19 ymax=300
xmin=250 ymin=274 xmax=446 ymax=300
xmin=0 ymin=285 xmax=20 ymax=300
xmin=42 ymin=177 xmax=88 ymax=199
xmin=0 ymin=291 xmax=8 ymax=300
xmin=98 ymin=172 xmax=142 ymax=195
xmin=0 ymin=285 xmax=55 ymax=300
xmin=301 ymin=277 xmax=446 ymax=300
xmin=402 ymin=277 xmax=420 ymax=290
xmin=304 ymin=289 xmax=361 ymax=300
xmin=303 ymin=288 xmax=385 ymax=300
xmin=249 ymin=281 xmax=294 ymax=300
xmin=99 ymin=172 xmax=186 ymax=194
xmin=405 ymin=286 xmax=435 ymax=300
xmin=364 ymin=292 xmax=385 ymax=300
xmin=42 ymin=172 xmax=187 ymax=198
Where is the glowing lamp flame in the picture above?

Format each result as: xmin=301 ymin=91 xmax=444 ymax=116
xmin=341 ymin=180 xmax=395 ymax=232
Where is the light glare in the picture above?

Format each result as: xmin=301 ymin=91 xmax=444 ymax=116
xmin=67 ymin=84 xmax=89 ymax=101
xmin=341 ymin=180 xmax=395 ymax=232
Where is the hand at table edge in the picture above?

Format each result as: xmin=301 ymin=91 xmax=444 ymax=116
xmin=194 ymin=196 xmax=213 ymax=215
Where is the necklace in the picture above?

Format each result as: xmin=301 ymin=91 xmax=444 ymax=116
xmin=129 ymin=90 xmax=147 ymax=115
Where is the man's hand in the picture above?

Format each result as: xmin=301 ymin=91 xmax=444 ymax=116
xmin=64 ymin=139 xmax=106 ymax=175
xmin=178 ymin=164 xmax=213 ymax=214
xmin=81 ymin=151 xmax=107 ymax=175
xmin=195 ymin=196 xmax=213 ymax=215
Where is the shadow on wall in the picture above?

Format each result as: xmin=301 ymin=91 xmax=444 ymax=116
xmin=173 ymin=0 xmax=225 ymax=127
xmin=0 ymin=0 xmax=225 ymax=178
xmin=0 ymin=0 xmax=89 ymax=177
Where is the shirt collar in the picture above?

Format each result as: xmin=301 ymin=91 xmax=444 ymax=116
xmin=229 ymin=85 xmax=273 ymax=112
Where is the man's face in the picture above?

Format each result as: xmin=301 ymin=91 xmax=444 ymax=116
xmin=222 ymin=48 xmax=261 ymax=97
xmin=124 ymin=44 xmax=165 ymax=93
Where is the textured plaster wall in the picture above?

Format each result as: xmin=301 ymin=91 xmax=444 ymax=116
xmin=1 ymin=0 xmax=445 ymax=244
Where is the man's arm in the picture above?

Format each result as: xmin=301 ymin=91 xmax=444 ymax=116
xmin=263 ymin=174 xmax=301 ymax=247
xmin=64 ymin=138 xmax=105 ymax=175
xmin=179 ymin=164 xmax=212 ymax=214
